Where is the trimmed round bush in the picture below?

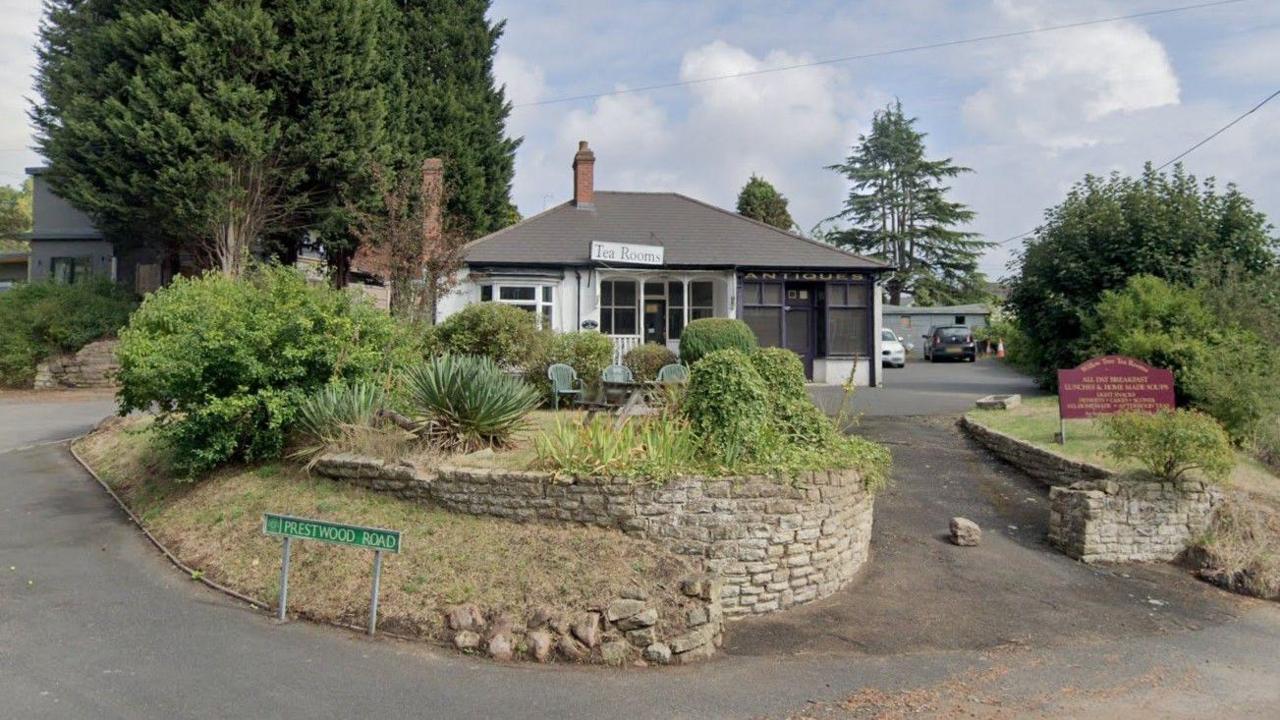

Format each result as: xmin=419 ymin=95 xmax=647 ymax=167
xmin=524 ymin=331 xmax=615 ymax=401
xmin=681 ymin=348 xmax=768 ymax=464
xmin=624 ymin=342 xmax=678 ymax=381
xmin=431 ymin=302 xmax=545 ymax=368
xmin=116 ymin=266 xmax=405 ymax=476
xmin=678 ymin=318 xmax=756 ymax=367
xmin=749 ymin=347 xmax=806 ymax=401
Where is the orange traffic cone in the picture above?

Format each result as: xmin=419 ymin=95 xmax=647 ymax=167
xmin=996 ymin=339 xmax=1006 ymax=359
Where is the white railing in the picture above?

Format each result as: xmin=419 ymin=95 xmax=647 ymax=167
xmin=609 ymin=335 xmax=642 ymax=364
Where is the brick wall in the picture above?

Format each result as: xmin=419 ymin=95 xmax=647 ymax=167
xmin=313 ymin=455 xmax=875 ymax=617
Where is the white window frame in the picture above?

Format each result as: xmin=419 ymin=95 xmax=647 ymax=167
xmin=478 ymin=282 xmax=556 ymax=329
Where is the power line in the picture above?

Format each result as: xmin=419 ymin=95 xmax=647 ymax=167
xmin=513 ymin=0 xmax=1250 ymax=109
xmin=995 ymin=87 xmax=1280 ymax=247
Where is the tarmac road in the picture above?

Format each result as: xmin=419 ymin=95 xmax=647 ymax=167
xmin=2 ymin=383 xmax=1279 ymax=719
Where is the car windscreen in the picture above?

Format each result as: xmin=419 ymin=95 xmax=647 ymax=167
xmin=934 ymin=327 xmax=969 ymax=340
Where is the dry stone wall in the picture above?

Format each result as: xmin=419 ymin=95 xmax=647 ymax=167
xmin=1048 ymin=479 xmax=1222 ymax=563
xmin=314 ymin=455 xmax=875 ymax=618
xmin=960 ymin=416 xmax=1110 ymax=487
xmin=963 ymin=415 xmax=1222 ymax=564
xmin=34 ymin=339 xmax=119 ymax=389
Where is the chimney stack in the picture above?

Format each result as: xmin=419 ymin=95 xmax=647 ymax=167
xmin=572 ymin=140 xmax=595 ymax=208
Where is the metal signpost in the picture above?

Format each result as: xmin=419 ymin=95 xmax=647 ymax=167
xmin=263 ymin=513 xmax=402 ymax=636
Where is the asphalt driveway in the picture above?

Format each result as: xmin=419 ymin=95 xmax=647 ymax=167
xmin=810 ymin=357 xmax=1043 ymax=417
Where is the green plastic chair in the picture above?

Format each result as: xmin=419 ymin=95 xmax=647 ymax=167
xmin=547 ymin=363 xmax=583 ymax=410
xmin=601 ymin=364 xmax=634 ymax=384
xmin=656 ymin=363 xmax=689 ymax=384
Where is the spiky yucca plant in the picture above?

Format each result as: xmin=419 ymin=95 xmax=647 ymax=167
xmin=405 ymin=354 xmax=542 ymax=451
xmin=291 ymin=381 xmax=388 ymax=464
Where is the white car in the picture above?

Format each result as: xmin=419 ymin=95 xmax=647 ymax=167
xmin=881 ymin=328 xmax=908 ymax=368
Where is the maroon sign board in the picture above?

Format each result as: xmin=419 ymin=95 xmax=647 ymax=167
xmin=1057 ymin=355 xmax=1175 ymax=420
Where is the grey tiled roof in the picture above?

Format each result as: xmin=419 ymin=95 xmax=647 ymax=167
xmin=463 ymin=191 xmax=890 ymax=271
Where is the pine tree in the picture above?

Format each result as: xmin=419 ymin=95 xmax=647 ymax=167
xmin=32 ymin=0 xmax=393 ymax=277
xmin=736 ymin=174 xmax=795 ymax=231
xmin=827 ymin=100 xmax=987 ymax=305
xmin=394 ymin=0 xmax=520 ymax=240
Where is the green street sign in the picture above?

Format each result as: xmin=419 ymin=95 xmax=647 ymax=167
xmin=263 ymin=513 xmax=401 ymax=554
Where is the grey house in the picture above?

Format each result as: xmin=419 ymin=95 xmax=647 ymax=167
xmin=24 ymin=167 xmax=166 ymax=292
xmin=882 ymin=303 xmax=992 ymax=356
xmin=437 ymin=141 xmax=893 ymax=386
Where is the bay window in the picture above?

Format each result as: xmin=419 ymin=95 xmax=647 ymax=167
xmin=477 ymin=282 xmax=555 ymax=328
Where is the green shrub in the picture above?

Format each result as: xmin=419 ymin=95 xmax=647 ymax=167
xmin=524 ymin=331 xmax=615 ymax=401
xmin=681 ymin=348 xmax=768 ymax=464
xmin=405 ymin=354 xmax=541 ymax=451
xmin=534 ymin=415 xmax=697 ymax=482
xmin=1255 ymin=417 xmax=1280 ymax=472
xmin=292 ymin=381 xmax=387 ymax=462
xmin=679 ymin=318 xmax=756 ymax=366
xmin=0 ymin=278 xmax=137 ymax=386
xmin=432 ymin=303 xmax=546 ymax=368
xmin=749 ymin=347 xmax=806 ymax=401
xmin=624 ymin=343 xmax=678 ymax=382
xmin=1099 ymin=409 xmax=1235 ymax=483
xmin=116 ymin=266 xmax=404 ymax=476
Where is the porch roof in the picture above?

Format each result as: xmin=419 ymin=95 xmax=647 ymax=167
xmin=463 ymin=191 xmax=891 ymax=272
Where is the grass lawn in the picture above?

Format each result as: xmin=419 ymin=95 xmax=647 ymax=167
xmin=967 ymin=396 xmax=1280 ymax=505
xmin=74 ymin=416 xmax=694 ymax=641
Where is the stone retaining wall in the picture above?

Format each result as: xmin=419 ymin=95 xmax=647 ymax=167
xmin=962 ymin=415 xmax=1222 ymax=564
xmin=960 ymin=416 xmax=1110 ymax=487
xmin=1048 ymin=480 xmax=1222 ymax=563
xmin=34 ymin=339 xmax=119 ymax=389
xmin=314 ymin=455 xmax=875 ymax=618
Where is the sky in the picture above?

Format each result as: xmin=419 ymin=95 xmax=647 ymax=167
xmin=1 ymin=0 xmax=1277 ymax=278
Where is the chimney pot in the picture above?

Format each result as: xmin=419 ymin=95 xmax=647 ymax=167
xmin=572 ymin=140 xmax=595 ymax=208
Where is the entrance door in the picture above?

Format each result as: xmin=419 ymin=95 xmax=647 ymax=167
xmin=784 ymin=285 xmax=815 ymax=379
xmin=643 ymin=300 xmax=666 ymax=345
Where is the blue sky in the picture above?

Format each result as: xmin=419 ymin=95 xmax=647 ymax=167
xmin=2 ymin=1 xmax=1276 ymax=276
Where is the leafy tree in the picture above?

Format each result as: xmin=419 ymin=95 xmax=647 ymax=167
xmin=32 ymin=0 xmax=392 ymax=277
xmin=736 ymin=174 xmax=795 ymax=230
xmin=827 ymin=100 xmax=986 ymax=305
xmin=392 ymin=0 xmax=520 ymax=240
xmin=1006 ymin=165 xmax=1277 ymax=387
xmin=0 ymin=179 xmax=33 ymax=245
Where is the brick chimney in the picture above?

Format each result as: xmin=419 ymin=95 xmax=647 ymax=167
xmin=422 ymin=157 xmax=444 ymax=242
xmin=572 ymin=140 xmax=595 ymax=208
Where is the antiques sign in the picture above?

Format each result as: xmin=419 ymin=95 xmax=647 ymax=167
xmin=1057 ymin=355 xmax=1175 ymax=419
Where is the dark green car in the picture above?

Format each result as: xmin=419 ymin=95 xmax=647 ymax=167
xmin=923 ymin=325 xmax=976 ymax=362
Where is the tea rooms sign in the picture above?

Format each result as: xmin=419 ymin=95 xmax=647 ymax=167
xmin=590 ymin=241 xmax=664 ymax=266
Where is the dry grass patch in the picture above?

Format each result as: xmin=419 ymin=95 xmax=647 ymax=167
xmin=1193 ymin=492 xmax=1280 ymax=601
xmin=75 ymin=416 xmax=695 ymax=640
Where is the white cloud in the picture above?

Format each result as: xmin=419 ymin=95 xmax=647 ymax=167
xmin=962 ymin=6 xmax=1180 ymax=150
xmin=0 ymin=0 xmax=43 ymax=186
xmin=494 ymin=51 xmax=546 ymax=107
xmin=509 ymin=40 xmax=873 ymax=231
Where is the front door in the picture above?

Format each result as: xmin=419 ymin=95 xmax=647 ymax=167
xmin=644 ymin=300 xmax=666 ymax=345
xmin=784 ymin=286 xmax=815 ymax=379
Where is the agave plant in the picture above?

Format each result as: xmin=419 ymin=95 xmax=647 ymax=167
xmin=405 ymin=354 xmax=542 ymax=451
xmin=291 ymin=381 xmax=389 ymax=463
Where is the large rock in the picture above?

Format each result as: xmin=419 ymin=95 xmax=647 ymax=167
xmin=452 ymin=630 xmax=481 ymax=651
xmin=950 ymin=517 xmax=982 ymax=546
xmin=557 ymin=635 xmax=588 ymax=662
xmin=487 ymin=632 xmax=514 ymax=662
xmin=527 ymin=629 xmax=554 ymax=662
xmin=601 ymin=640 xmax=630 ymax=666
xmin=642 ymin=643 xmax=672 ymax=665
xmin=614 ymin=608 xmax=657 ymax=631
xmin=605 ymin=598 xmax=646 ymax=623
xmin=447 ymin=604 xmax=485 ymax=631
xmin=570 ymin=612 xmax=601 ymax=649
